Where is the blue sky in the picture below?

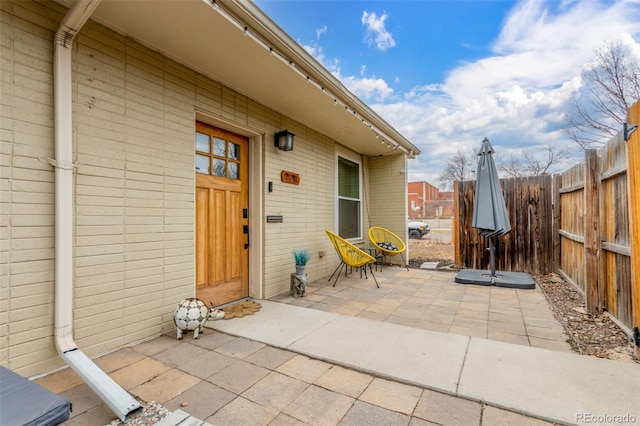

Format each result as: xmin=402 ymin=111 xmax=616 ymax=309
xmin=255 ymin=0 xmax=640 ymax=187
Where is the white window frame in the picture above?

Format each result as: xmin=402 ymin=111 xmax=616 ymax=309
xmin=335 ymin=153 xmax=363 ymax=242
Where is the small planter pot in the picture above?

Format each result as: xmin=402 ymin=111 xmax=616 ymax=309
xmin=295 ymin=265 xmax=306 ymax=276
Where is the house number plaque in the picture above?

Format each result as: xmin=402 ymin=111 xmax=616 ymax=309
xmin=281 ymin=170 xmax=300 ymax=185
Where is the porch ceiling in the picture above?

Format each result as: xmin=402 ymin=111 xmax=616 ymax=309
xmin=55 ymin=0 xmax=420 ymax=158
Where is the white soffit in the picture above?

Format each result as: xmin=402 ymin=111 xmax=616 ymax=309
xmin=55 ymin=0 xmax=420 ymax=157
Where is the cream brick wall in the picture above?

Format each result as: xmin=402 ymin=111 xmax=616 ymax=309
xmin=366 ymin=154 xmax=409 ymax=263
xmin=2 ymin=0 xmax=409 ymax=377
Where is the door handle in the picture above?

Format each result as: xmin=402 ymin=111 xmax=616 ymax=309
xmin=243 ymin=225 xmax=249 ymax=249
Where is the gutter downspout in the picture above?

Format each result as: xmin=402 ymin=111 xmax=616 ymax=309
xmin=53 ymin=1 xmax=142 ymax=421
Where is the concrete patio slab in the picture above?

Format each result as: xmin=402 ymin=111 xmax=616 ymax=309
xmin=286 ymin=311 xmax=470 ymax=394
xmin=458 ymin=338 xmax=640 ymax=424
xmin=210 ymin=301 xmax=338 ymax=347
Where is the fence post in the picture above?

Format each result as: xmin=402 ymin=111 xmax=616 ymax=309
xmin=552 ymin=174 xmax=561 ymax=273
xmin=584 ymin=149 xmax=601 ymax=313
xmin=453 ymin=181 xmax=460 ymax=266
xmin=626 ymin=100 xmax=640 ymax=357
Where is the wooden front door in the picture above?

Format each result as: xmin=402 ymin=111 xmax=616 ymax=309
xmin=195 ymin=122 xmax=249 ymax=305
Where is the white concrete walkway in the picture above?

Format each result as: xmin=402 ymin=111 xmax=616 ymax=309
xmin=209 ymin=301 xmax=640 ymax=425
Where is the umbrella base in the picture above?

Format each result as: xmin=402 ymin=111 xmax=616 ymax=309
xmin=454 ymin=269 xmax=535 ymax=289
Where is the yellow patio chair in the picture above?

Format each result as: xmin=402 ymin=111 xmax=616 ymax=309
xmin=325 ymin=230 xmax=379 ymax=288
xmin=368 ymin=226 xmax=409 ymax=271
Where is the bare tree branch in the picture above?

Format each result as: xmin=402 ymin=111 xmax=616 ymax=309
xmin=565 ymin=40 xmax=640 ymax=150
xmin=438 ymin=149 xmax=475 ymax=190
xmin=498 ymin=143 xmax=568 ymax=177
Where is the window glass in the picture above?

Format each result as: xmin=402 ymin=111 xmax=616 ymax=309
xmin=213 ymin=138 xmax=226 ymax=157
xmin=337 ymin=156 xmax=361 ymax=239
xmin=339 ymin=199 xmax=360 ymax=239
xmin=228 ymin=162 xmax=239 ymax=180
xmin=213 ymin=159 xmax=226 ymax=177
xmin=229 ymin=142 xmax=240 ymax=160
xmin=196 ymin=130 xmax=243 ymax=180
xmin=195 ymin=155 xmax=210 ymax=174
xmin=196 ymin=132 xmax=210 ymax=153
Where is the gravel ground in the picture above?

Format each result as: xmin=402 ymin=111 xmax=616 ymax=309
xmin=536 ymin=273 xmax=638 ymax=363
xmin=105 ymin=402 xmax=169 ymax=426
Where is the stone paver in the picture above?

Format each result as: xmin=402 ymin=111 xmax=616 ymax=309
xmin=94 ymin=347 xmax=146 ymax=373
xmin=164 ymin=381 xmax=236 ymax=420
xmin=413 ymin=388 xmax=482 ymax=425
xmin=207 ymin=359 xmax=270 ymax=394
xmin=46 ymin=269 xmax=586 ymax=425
xmin=60 ymin=383 xmax=110 ymax=422
xmin=242 ymin=371 xmax=309 ymax=411
xmin=110 ymin=357 xmax=171 ymax=389
xmin=339 ymin=401 xmax=411 ymax=426
xmin=178 ymin=349 xmax=237 ymax=379
xmin=279 ymin=268 xmax=572 ymax=352
xmin=214 ymin=336 xmax=265 ymax=358
xmin=481 ymin=405 xmax=555 ymax=425
xmin=34 ymin=365 xmax=84 ymax=394
xmin=359 ymin=377 xmax=422 ymax=415
xmin=153 ymin=341 xmax=212 ymax=367
xmin=243 ymin=345 xmax=298 ymax=370
xmin=314 ymin=365 xmax=374 ymax=398
xmin=283 ymin=385 xmax=354 ymax=426
xmin=131 ymin=368 xmax=201 ymax=403
xmin=206 ymin=396 xmax=278 ymax=426
xmin=276 ymin=354 xmax=332 ymax=383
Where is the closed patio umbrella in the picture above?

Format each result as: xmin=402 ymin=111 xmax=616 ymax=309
xmin=472 ymin=138 xmax=510 ymax=281
xmin=472 ymin=137 xmax=510 ymax=239
xmin=455 ymin=138 xmax=534 ymax=289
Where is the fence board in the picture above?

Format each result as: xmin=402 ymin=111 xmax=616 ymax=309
xmin=626 ymin=101 xmax=640 ymax=335
xmin=584 ymin=150 xmax=600 ymax=312
xmin=455 ymin=175 xmax=553 ymax=275
xmin=599 ymin=133 xmax=632 ymax=322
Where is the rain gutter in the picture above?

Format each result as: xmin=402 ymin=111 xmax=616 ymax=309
xmin=52 ymin=1 xmax=141 ymax=421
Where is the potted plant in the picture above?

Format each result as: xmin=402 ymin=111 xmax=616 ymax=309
xmin=293 ymin=248 xmax=311 ymax=276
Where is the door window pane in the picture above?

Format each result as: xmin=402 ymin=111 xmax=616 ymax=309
xmin=196 ymin=155 xmax=210 ymax=174
xmin=213 ymin=138 xmax=226 ymax=157
xmin=196 ymin=132 xmax=210 ymax=153
xmin=229 ymin=142 xmax=240 ymax=160
xmin=196 ymin=129 xmax=244 ymax=180
xmin=213 ymin=159 xmax=226 ymax=177
xmin=228 ymin=162 xmax=239 ymax=180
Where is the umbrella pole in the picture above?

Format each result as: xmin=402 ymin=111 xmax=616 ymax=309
xmin=489 ymin=237 xmax=496 ymax=284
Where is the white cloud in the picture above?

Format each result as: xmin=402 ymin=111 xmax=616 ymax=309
xmin=343 ymin=75 xmax=394 ymax=102
xmin=316 ymin=25 xmax=327 ymax=40
xmin=304 ymin=0 xmax=640 ymax=187
xmin=301 ymin=42 xmax=340 ymax=74
xmin=390 ymin=0 xmax=640 ymax=186
xmin=361 ymin=11 xmax=396 ymax=51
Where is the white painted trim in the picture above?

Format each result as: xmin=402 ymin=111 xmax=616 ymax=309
xmin=335 ymin=147 xmax=364 ymax=243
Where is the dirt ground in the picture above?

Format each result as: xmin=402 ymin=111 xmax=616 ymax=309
xmin=408 ymin=234 xmax=455 ymax=265
xmin=408 ymin=237 xmax=638 ymax=363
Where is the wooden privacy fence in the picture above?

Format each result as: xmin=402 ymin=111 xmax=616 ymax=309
xmin=558 ymin=136 xmax=631 ymax=322
xmin=453 ymin=175 xmax=555 ymax=277
xmin=454 ymin=99 xmax=640 ymax=336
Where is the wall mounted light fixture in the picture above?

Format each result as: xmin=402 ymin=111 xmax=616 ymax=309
xmin=274 ymin=130 xmax=295 ymax=151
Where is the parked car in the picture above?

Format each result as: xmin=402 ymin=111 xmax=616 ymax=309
xmin=408 ymin=219 xmax=430 ymax=239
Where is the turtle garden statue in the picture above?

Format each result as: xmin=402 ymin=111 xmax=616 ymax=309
xmin=173 ymin=298 xmax=224 ymax=340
